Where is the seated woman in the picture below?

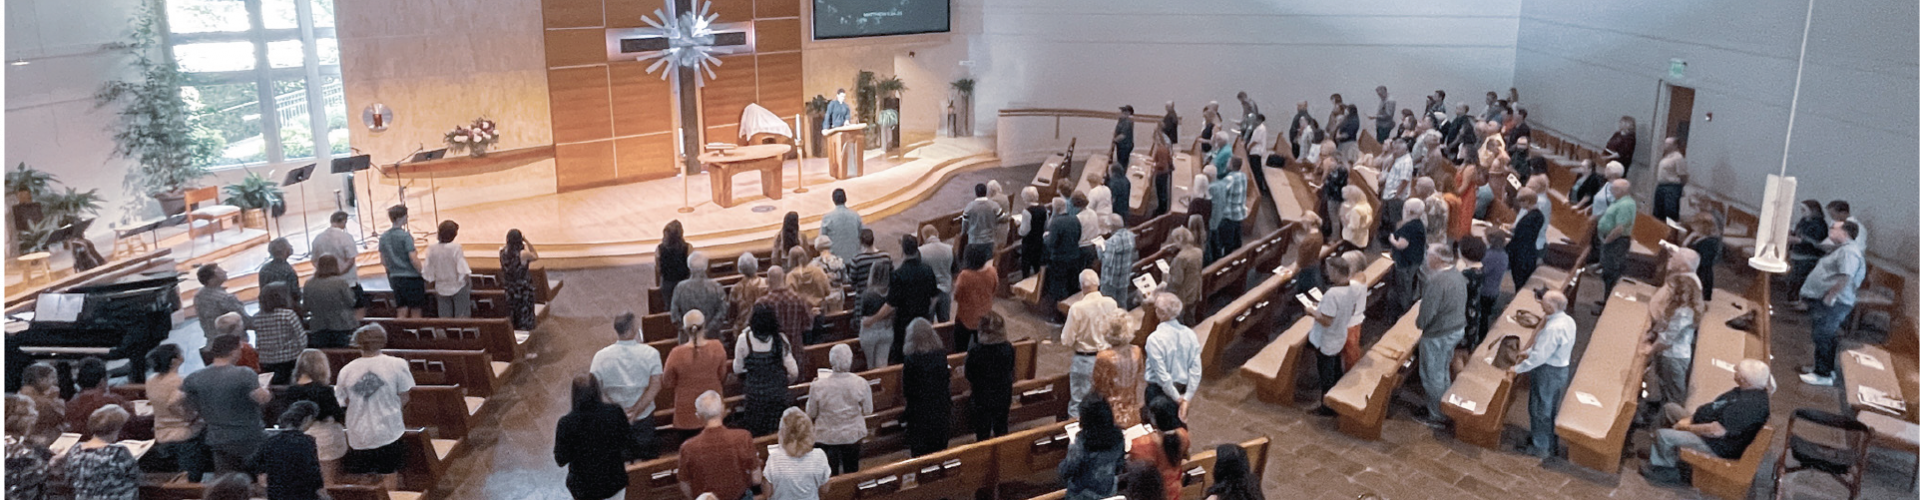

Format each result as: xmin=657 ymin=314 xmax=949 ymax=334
xmin=54 ymin=406 xmax=138 ymax=500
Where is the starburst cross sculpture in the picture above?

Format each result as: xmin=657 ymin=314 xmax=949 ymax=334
xmin=607 ymin=0 xmax=752 ymax=173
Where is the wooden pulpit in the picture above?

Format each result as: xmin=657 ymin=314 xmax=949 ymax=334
xmin=825 ymin=124 xmax=867 ymax=179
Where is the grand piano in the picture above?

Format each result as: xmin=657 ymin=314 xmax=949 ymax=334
xmin=7 ymin=272 xmax=180 ymax=387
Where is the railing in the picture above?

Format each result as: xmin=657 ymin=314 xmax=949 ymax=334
xmin=994 ymin=107 xmax=1171 ymax=167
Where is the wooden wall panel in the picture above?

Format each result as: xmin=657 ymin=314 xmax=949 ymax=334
xmin=699 ymin=54 xmax=758 ymax=142
xmin=609 ymin=62 xmax=675 ymax=137
xmin=704 ymin=125 xmax=740 ymax=145
xmin=753 ymin=18 xmax=801 ymax=53
xmin=542 ymin=0 xmax=605 ymax=28
xmin=604 ymin=0 xmax=665 ymax=29
xmin=548 ymin=66 xmax=614 ymax=144
xmin=755 ymin=52 xmax=803 ymax=118
xmin=545 ymin=29 xmax=611 ymax=68
xmin=614 ymin=133 xmax=678 ymax=181
xmin=710 ymin=0 xmax=753 ymax=23
xmin=555 ymin=141 xmax=618 ymax=191
xmin=754 ymin=0 xmax=798 ymax=19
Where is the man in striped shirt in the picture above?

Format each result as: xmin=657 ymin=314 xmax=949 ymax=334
xmin=849 ymin=228 xmax=892 ymax=296
xmin=1208 ymin=158 xmax=1249 ymax=259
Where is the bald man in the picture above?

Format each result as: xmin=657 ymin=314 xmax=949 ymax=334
xmin=1593 ymin=179 xmax=1637 ymax=312
xmin=1642 ymin=359 xmax=1773 ymax=484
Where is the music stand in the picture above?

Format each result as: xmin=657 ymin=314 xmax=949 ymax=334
xmin=410 ymin=149 xmax=447 ymax=162
xmin=399 ymin=148 xmax=447 ymax=235
xmin=283 ymin=164 xmax=318 ymax=258
xmin=332 ymin=155 xmax=373 ymax=244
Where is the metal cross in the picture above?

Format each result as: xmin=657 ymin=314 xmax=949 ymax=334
xmin=607 ymin=0 xmax=752 ymax=174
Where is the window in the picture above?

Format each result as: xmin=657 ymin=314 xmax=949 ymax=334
xmin=167 ymin=0 xmax=344 ymax=168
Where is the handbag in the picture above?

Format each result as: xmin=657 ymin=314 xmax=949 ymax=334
xmin=1341 ymin=324 xmax=1363 ymax=369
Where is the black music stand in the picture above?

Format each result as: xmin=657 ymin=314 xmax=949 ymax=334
xmin=332 ymin=155 xmax=373 ymax=244
xmin=283 ymin=163 xmax=318 ymax=257
xmin=410 ymin=149 xmax=447 ymax=162
xmin=396 ymin=148 xmax=448 ymax=236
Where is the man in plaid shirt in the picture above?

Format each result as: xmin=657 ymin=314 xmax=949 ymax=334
xmin=1099 ymin=213 xmax=1137 ymax=310
xmin=1208 ymin=158 xmax=1249 ymax=258
xmin=757 ymin=267 xmax=816 ymax=373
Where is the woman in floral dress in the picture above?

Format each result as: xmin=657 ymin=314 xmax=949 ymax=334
xmin=500 ymin=229 xmax=541 ymax=331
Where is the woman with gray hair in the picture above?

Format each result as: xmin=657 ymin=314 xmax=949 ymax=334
xmin=806 ymin=344 xmax=872 ymax=475
xmin=900 ymin=318 xmax=952 ymax=456
xmin=728 ymin=254 xmax=769 ymax=331
xmin=7 ymin=393 xmax=49 ymax=500
xmin=763 ymin=408 xmax=830 ymax=500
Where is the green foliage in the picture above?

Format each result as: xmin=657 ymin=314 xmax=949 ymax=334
xmin=805 ymin=95 xmax=831 ymax=115
xmin=876 ymin=76 xmax=907 ymax=96
xmin=16 ymin=218 xmax=63 ymax=254
xmin=222 ymin=171 xmax=284 ymax=211
xmin=7 ymin=163 xmax=57 ymax=196
xmin=40 ymin=187 xmax=104 ymax=223
xmin=855 ymin=71 xmax=878 ymax=127
xmin=876 ymin=109 xmax=900 ymax=128
xmin=950 ymin=78 xmax=974 ymax=96
xmin=96 ymin=0 xmax=215 ymax=196
xmin=280 ymin=124 xmax=315 ymax=159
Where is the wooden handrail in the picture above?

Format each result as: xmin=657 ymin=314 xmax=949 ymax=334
xmin=998 ymin=107 xmax=1168 ymax=123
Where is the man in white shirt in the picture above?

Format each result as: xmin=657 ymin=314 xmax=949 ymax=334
xmin=1304 ymin=259 xmax=1361 ymax=416
xmin=1510 ymin=290 xmax=1575 ymax=459
xmin=1379 ymin=141 xmax=1414 ymax=241
xmin=335 ymin=324 xmax=416 ymax=487
xmin=1060 ymin=269 xmax=1115 ymax=419
xmin=1143 ymin=293 xmax=1201 ymax=419
xmin=591 ymin=312 xmax=665 ymax=459
xmin=311 ymin=211 xmax=361 ymax=286
xmin=1243 ymin=114 xmax=1279 ymax=204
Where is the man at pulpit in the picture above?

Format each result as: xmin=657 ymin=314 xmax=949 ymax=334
xmin=826 ymin=89 xmax=852 ymax=129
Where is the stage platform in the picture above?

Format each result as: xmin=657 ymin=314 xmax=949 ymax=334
xmin=391 ymin=137 xmax=997 ymax=269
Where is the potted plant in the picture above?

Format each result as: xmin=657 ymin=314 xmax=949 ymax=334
xmin=96 ymin=0 xmax=215 ymax=216
xmin=6 ymin=163 xmax=56 ymax=205
xmin=42 ymin=187 xmax=104 ymax=224
xmin=804 ymin=95 xmax=831 ymax=157
xmin=876 ymin=75 xmax=907 ymax=150
xmin=950 ymin=77 xmax=975 ymax=136
xmin=223 ymin=172 xmax=284 ymax=229
xmin=445 ymin=118 xmax=500 ymax=158
xmin=855 ymin=71 xmax=878 ymax=148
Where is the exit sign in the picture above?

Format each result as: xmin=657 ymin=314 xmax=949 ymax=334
xmin=1669 ymin=59 xmax=1687 ymax=79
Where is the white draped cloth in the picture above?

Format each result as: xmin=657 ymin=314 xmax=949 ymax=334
xmin=739 ymin=103 xmax=793 ymax=140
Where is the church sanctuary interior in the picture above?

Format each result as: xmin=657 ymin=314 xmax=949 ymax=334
xmin=7 ymin=0 xmax=1920 ymax=499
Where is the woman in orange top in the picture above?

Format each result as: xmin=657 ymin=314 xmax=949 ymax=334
xmin=1128 ymin=396 xmax=1189 ymax=500
xmin=1092 ymin=311 xmax=1146 ymax=428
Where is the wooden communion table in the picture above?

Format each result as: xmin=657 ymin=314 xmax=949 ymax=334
xmin=699 ymin=144 xmax=792 ymax=208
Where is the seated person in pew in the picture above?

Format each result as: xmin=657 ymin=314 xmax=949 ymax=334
xmin=335 ymin=324 xmax=415 ymax=489
xmin=247 ymin=401 xmax=327 ymax=500
xmin=762 ymin=408 xmax=831 ymax=500
xmin=679 ymin=390 xmax=762 ymax=500
xmin=555 ymin=374 xmax=630 ymax=500
xmin=590 ymin=312 xmax=664 ymax=461
xmin=664 ymin=310 xmax=730 ymax=448
xmin=63 ymin=357 xmax=132 ymax=440
xmin=809 ymin=344 xmax=873 ymax=475
xmin=902 ymin=319 xmax=953 ymax=458
xmin=1060 ymin=396 xmax=1127 ymax=500
xmin=1508 ymin=290 xmax=1574 ymax=460
xmin=965 ymin=313 xmax=1017 ymax=442
xmin=1305 ymin=259 xmax=1360 ymax=417
xmin=54 ymin=405 xmax=140 ymax=500
xmin=1640 ymin=359 xmax=1772 ymax=485
xmin=7 ymin=394 xmax=53 ymax=499
xmin=1413 ymin=245 xmax=1468 ymax=428
xmin=1642 ymin=252 xmax=1703 ymax=424
xmin=1202 ymin=443 xmax=1263 ymax=500
xmin=1144 ymin=293 xmax=1201 ymax=419
xmin=735 ymin=305 xmax=800 ymax=436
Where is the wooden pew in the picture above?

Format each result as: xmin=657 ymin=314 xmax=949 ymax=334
xmin=1193 ymin=263 xmax=1295 ymax=378
xmin=467 ymin=263 xmax=562 ymax=303
xmin=1680 ymin=425 xmax=1776 ymax=500
xmin=1625 ymin=212 xmax=1673 ymax=280
xmin=402 ymin=385 xmax=483 ymax=440
xmin=1441 ymin=265 xmax=1574 ymax=448
xmin=1554 ymin=279 xmax=1656 ymax=473
xmin=365 ymin=288 xmax=511 ymax=319
xmin=1322 ymin=299 xmax=1426 ymax=440
xmin=396 ymin=428 xmax=448 ymax=493
xmin=1200 ymin=228 xmax=1288 ymax=306
xmin=1026 ymin=435 xmax=1273 ymax=500
xmin=368 ymin=317 xmax=523 ymax=368
xmin=322 ymin=348 xmax=504 ymax=397
xmin=142 ymin=480 xmax=419 ymax=500
xmin=1238 ymin=253 xmax=1393 ymax=406
xmin=1032 ymin=149 xmax=1072 ymax=203
xmin=1259 ymin=165 xmax=1319 ymax=224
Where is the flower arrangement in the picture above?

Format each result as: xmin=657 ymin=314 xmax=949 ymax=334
xmin=444 ymin=118 xmax=500 ymax=157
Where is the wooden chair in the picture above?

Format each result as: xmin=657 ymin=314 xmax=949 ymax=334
xmin=184 ymin=185 xmax=240 ymax=242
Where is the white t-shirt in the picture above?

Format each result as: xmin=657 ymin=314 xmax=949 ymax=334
xmin=590 ymin=339 xmax=664 ymax=415
xmin=311 ymin=227 xmax=360 ymax=284
xmin=1248 ymin=124 xmax=1271 ymax=156
xmin=424 ymin=242 xmax=472 ymax=296
xmin=335 ymin=354 xmax=416 ymax=449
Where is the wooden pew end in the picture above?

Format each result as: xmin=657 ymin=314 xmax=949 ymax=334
xmin=1678 ymin=425 xmax=1774 ymax=500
